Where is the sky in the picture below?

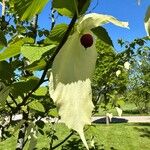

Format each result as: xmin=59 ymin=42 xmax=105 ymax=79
xmin=0 ymin=0 xmax=149 ymax=51
xmin=39 ymin=0 xmax=150 ymax=51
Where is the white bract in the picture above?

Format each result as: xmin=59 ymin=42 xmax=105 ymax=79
xmin=49 ymin=13 xmax=128 ymax=149
xmin=115 ymin=107 xmax=123 ymax=117
xmin=144 ymin=6 xmax=150 ymax=36
xmin=116 ymin=70 xmax=121 ymax=77
xmin=124 ymin=61 xmax=130 ymax=70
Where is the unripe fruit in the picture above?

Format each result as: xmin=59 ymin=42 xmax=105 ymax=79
xmin=80 ymin=33 xmax=93 ymax=48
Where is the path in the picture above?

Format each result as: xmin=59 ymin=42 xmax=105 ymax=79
xmin=11 ymin=115 xmax=150 ymax=123
xmin=92 ymin=116 xmax=150 ymax=123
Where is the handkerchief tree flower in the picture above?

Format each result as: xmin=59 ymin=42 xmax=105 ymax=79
xmin=49 ymin=13 xmax=129 ymax=149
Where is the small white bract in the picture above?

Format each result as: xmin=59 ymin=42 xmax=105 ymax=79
xmin=124 ymin=61 xmax=130 ymax=70
xmin=116 ymin=70 xmax=121 ymax=77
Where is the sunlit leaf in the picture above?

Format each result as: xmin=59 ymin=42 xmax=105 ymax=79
xmin=21 ymin=45 xmax=56 ymax=63
xmin=34 ymin=87 xmax=48 ymax=96
xmin=0 ymin=37 xmax=34 ymax=61
xmin=28 ymin=101 xmax=45 ymax=112
xmin=14 ymin=0 xmax=49 ymax=21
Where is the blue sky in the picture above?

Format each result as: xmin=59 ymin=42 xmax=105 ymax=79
xmin=39 ymin=0 xmax=150 ymax=51
xmin=0 ymin=1 xmax=149 ymax=51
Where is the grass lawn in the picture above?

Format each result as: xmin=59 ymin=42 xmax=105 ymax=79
xmin=0 ymin=122 xmax=150 ymax=150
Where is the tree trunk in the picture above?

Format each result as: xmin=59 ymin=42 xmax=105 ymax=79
xmin=16 ymin=112 xmax=28 ymax=150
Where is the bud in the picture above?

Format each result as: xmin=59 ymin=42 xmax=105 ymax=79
xmin=80 ymin=33 xmax=93 ymax=48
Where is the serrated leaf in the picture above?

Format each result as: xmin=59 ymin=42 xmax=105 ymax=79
xmin=28 ymin=101 xmax=45 ymax=112
xmin=14 ymin=0 xmax=49 ymax=21
xmin=0 ymin=37 xmax=34 ymax=61
xmin=11 ymin=77 xmax=39 ymax=98
xmin=45 ymin=24 xmax=68 ymax=44
xmin=53 ymin=0 xmax=76 ymax=17
xmin=0 ymin=86 xmax=10 ymax=107
xmin=0 ymin=30 xmax=7 ymax=50
xmin=144 ymin=6 xmax=150 ymax=36
xmin=21 ymin=45 xmax=56 ymax=63
xmin=92 ymin=26 xmax=113 ymax=46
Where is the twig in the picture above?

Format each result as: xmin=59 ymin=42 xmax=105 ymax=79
xmin=50 ymin=7 xmax=56 ymax=30
xmin=9 ymin=94 xmax=18 ymax=106
xmin=52 ymin=131 xmax=75 ymax=149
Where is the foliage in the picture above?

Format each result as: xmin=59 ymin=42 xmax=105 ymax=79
xmin=121 ymin=38 xmax=150 ymax=113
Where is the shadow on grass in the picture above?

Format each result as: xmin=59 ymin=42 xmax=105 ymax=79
xmin=134 ymin=127 xmax=150 ymax=139
xmin=131 ymin=123 xmax=150 ymax=126
xmin=93 ymin=117 xmax=128 ymax=124
xmin=61 ymin=137 xmax=117 ymax=150
xmin=123 ymin=109 xmax=140 ymax=115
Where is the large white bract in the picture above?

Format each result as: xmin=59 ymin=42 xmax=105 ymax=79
xmin=49 ymin=13 xmax=128 ymax=149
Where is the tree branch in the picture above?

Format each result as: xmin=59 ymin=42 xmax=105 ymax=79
xmin=17 ymin=13 xmax=77 ymax=108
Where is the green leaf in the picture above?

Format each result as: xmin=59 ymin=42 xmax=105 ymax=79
xmin=0 ymin=61 xmax=13 ymax=82
xmin=11 ymin=77 xmax=39 ymax=98
xmin=28 ymin=101 xmax=45 ymax=112
xmin=25 ymin=59 xmax=46 ymax=71
xmin=53 ymin=0 xmax=91 ymax=17
xmin=13 ymin=120 xmax=26 ymax=134
xmin=48 ymin=108 xmax=58 ymax=117
xmin=0 ymin=30 xmax=7 ymax=50
xmin=21 ymin=45 xmax=56 ymax=63
xmin=144 ymin=6 xmax=150 ymax=36
xmin=92 ymin=26 xmax=113 ymax=46
xmin=0 ymin=86 xmax=10 ymax=107
xmin=45 ymin=24 xmax=68 ymax=44
xmin=0 ymin=37 xmax=34 ymax=61
xmin=35 ymin=120 xmax=45 ymax=129
xmin=34 ymin=87 xmax=48 ymax=96
xmin=14 ymin=0 xmax=49 ymax=21
xmin=53 ymin=0 xmax=76 ymax=17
